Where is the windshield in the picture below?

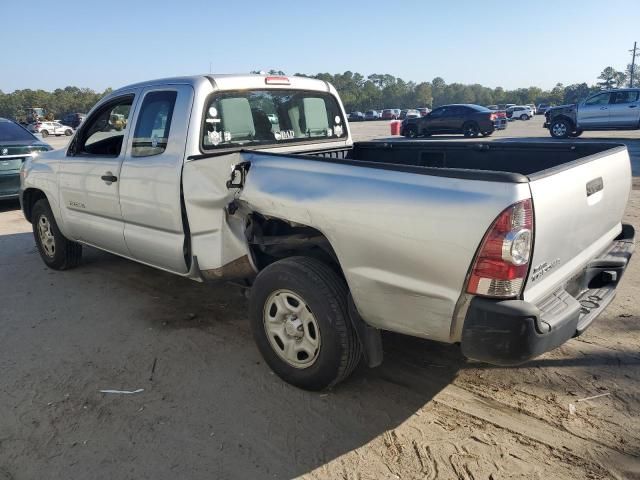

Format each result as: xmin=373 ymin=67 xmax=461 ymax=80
xmin=0 ymin=119 xmax=36 ymax=142
xmin=202 ymin=89 xmax=346 ymax=150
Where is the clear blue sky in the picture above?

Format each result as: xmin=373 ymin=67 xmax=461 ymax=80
xmin=2 ymin=0 xmax=638 ymax=93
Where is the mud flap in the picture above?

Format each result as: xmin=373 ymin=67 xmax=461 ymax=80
xmin=348 ymin=294 xmax=383 ymax=368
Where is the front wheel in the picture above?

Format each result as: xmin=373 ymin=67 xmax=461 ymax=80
xmin=549 ymin=119 xmax=571 ymax=139
xmin=249 ymin=257 xmax=362 ymax=390
xmin=463 ymin=122 xmax=480 ymax=137
xmin=64 ymin=129 xmax=73 ymax=136
xmin=41 ymin=130 xmax=49 ymax=137
xmin=520 ymin=114 xmax=528 ymax=121
xmin=32 ymin=199 xmax=82 ymax=270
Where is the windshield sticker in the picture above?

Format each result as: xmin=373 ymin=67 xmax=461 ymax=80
xmin=274 ymin=130 xmax=295 ymax=141
xmin=326 ymin=128 xmax=333 ymax=137
xmin=223 ymin=131 xmax=232 ymax=142
xmin=334 ymin=125 xmax=343 ymax=137
xmin=205 ymin=118 xmax=221 ymax=123
xmin=208 ymin=107 xmax=218 ymax=117
xmin=334 ymin=115 xmax=341 ymax=124
xmin=207 ymin=130 xmax=221 ymax=146
xmin=151 ymin=135 xmax=158 ymax=148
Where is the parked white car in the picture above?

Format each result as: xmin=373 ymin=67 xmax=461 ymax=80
xmin=525 ymin=104 xmax=537 ymax=115
xmin=507 ymin=106 xmax=533 ymax=121
xmin=28 ymin=121 xmax=74 ymax=137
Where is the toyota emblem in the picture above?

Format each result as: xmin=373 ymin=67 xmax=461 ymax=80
xmin=1 ymin=148 xmax=8 ymax=156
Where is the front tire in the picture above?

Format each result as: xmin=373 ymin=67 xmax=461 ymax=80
xmin=65 ymin=129 xmax=72 ymax=136
xmin=463 ymin=122 xmax=480 ymax=137
xmin=550 ymin=119 xmax=571 ymax=139
xmin=520 ymin=114 xmax=528 ymax=121
xmin=41 ymin=130 xmax=49 ymax=137
xmin=249 ymin=257 xmax=362 ymax=390
xmin=32 ymin=199 xmax=82 ymax=270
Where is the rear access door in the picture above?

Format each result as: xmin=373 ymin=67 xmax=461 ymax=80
xmin=523 ymin=145 xmax=631 ymax=304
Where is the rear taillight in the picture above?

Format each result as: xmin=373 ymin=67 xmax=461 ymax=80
xmin=466 ymin=199 xmax=534 ymax=298
xmin=490 ymin=113 xmax=497 ymax=121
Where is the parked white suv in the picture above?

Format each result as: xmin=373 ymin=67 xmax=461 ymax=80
xmin=28 ymin=121 xmax=74 ymax=137
xmin=507 ymin=106 xmax=533 ymax=121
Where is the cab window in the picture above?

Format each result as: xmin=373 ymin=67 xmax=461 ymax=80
xmin=584 ymin=93 xmax=611 ymax=106
xmin=612 ymin=91 xmax=639 ymax=104
xmin=202 ymin=89 xmax=346 ymax=150
xmin=74 ymin=96 xmax=133 ymax=157
xmin=131 ymin=91 xmax=177 ymax=157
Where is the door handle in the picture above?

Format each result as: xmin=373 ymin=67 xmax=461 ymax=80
xmin=629 ymin=105 xmax=638 ymax=108
xmin=599 ymin=107 xmax=608 ymax=110
xmin=101 ymin=172 xmax=118 ymax=184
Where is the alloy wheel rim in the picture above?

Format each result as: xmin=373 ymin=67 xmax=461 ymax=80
xmin=553 ymin=122 xmax=567 ymax=136
xmin=37 ymin=215 xmax=56 ymax=258
xmin=263 ymin=289 xmax=321 ymax=369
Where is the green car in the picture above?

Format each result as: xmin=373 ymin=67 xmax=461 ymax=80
xmin=0 ymin=118 xmax=51 ymax=200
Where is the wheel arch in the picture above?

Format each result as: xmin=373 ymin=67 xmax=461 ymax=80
xmin=21 ymin=188 xmax=48 ymax=223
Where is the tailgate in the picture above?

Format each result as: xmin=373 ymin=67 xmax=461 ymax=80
xmin=523 ymin=146 xmax=631 ymax=303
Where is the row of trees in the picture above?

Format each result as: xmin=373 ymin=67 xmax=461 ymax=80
xmin=0 ymin=86 xmax=112 ymax=122
xmin=1 ymin=66 xmax=638 ymax=121
xmin=294 ymin=65 xmax=640 ymax=112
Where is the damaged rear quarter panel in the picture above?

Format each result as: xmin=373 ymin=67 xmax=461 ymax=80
xmin=238 ymin=152 xmax=530 ymax=342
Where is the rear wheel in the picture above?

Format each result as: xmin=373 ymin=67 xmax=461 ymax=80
xmin=463 ymin=122 xmax=480 ymax=138
xmin=32 ymin=199 xmax=82 ymax=270
xmin=249 ymin=257 xmax=362 ymax=390
xmin=550 ymin=119 xmax=571 ymax=139
xmin=64 ymin=129 xmax=73 ymax=136
xmin=41 ymin=130 xmax=49 ymax=137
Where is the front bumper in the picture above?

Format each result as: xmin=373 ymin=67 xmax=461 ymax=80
xmin=461 ymin=224 xmax=635 ymax=365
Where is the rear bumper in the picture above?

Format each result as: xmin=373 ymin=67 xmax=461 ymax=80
xmin=461 ymin=223 xmax=635 ymax=365
xmin=0 ymin=172 xmax=20 ymax=199
xmin=493 ymin=119 xmax=508 ymax=130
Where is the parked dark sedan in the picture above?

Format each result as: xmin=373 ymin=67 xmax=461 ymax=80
xmin=348 ymin=111 xmax=365 ymax=121
xmin=400 ymin=104 xmax=507 ymax=138
xmin=0 ymin=118 xmax=51 ymax=200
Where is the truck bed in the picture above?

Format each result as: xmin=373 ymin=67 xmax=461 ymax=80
xmin=300 ymin=141 xmax=624 ymax=182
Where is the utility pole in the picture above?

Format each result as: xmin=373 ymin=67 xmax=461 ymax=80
xmin=630 ymin=41 xmax=639 ymax=88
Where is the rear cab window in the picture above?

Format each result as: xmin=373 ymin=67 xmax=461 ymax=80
xmin=201 ymin=89 xmax=346 ymax=151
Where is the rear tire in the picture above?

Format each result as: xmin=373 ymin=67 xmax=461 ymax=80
xmin=550 ymin=119 xmax=571 ymax=139
xmin=32 ymin=199 xmax=82 ymax=270
xmin=65 ymin=129 xmax=72 ymax=136
xmin=41 ymin=130 xmax=49 ymax=137
xmin=463 ymin=122 xmax=480 ymax=137
xmin=249 ymin=257 xmax=362 ymax=390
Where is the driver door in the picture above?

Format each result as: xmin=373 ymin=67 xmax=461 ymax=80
xmin=58 ymin=92 xmax=138 ymax=256
xmin=578 ymin=92 xmax=611 ymax=128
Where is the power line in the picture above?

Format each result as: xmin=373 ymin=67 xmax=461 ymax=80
xmin=630 ymin=41 xmax=639 ymax=88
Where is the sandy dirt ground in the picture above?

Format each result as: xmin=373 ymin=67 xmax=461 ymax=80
xmin=1 ymin=119 xmax=639 ymax=479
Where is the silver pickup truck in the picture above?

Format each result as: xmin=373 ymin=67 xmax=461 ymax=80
xmin=20 ymin=74 xmax=635 ymax=390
